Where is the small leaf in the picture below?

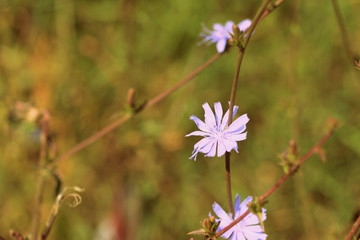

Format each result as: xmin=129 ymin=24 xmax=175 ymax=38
xmin=187 ymin=229 xmax=206 ymax=235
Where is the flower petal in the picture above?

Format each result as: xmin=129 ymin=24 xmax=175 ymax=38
xmin=185 ymin=130 xmax=209 ymax=137
xmin=233 ymin=232 xmax=246 ymax=240
xmin=213 ymin=23 xmax=224 ymax=31
xmin=212 ymin=194 xmax=267 ymax=240
xmin=189 ymin=137 xmax=213 ymax=160
xmin=225 ymin=114 xmax=249 ymax=134
xmin=213 ymin=202 xmax=232 ymax=222
xmin=216 ymin=39 xmax=227 ymax=53
xmin=220 ymin=227 xmax=234 ymax=239
xmin=203 ymin=103 xmax=217 ymax=128
xmin=234 ymin=194 xmax=242 ymax=218
xmin=189 ymin=150 xmax=199 ymax=160
xmin=243 ymin=229 xmax=267 ymax=240
xmin=186 ymin=102 xmax=247 ymax=159
xmin=214 ymin=102 xmax=223 ymax=127
xmin=225 ymin=21 xmax=235 ymax=33
xmin=229 ymin=132 xmax=247 ymax=142
xmin=239 ymin=196 xmax=252 ymax=216
xmin=243 ymin=213 xmax=261 ymax=225
xmin=238 ymin=19 xmax=252 ymax=32
xmin=217 ymin=141 xmax=226 ymax=157
xmin=220 ymin=105 xmax=239 ymax=130
xmin=204 ymin=141 xmax=217 ymax=157
xmin=213 ymin=203 xmax=234 ymax=239
xmin=189 ymin=115 xmax=209 ymax=133
xmin=199 ymin=140 xmax=216 ymax=154
xmin=262 ymin=208 xmax=267 ymax=221
xmin=221 ymin=138 xmax=238 ymax=152
xmin=193 ymin=137 xmax=213 ymax=152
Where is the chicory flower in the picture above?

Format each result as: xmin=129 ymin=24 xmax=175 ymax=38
xmin=186 ymin=102 xmax=249 ymax=160
xmin=201 ymin=19 xmax=252 ymax=53
xmin=213 ymin=194 xmax=267 ymax=240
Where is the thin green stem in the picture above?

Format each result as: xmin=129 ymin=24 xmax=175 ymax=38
xmin=224 ymin=0 xmax=274 ymax=216
xmin=31 ymin=111 xmax=51 ymax=240
xmin=225 ymin=152 xmax=233 ymax=214
xmin=228 ymin=0 xmax=275 ymax=127
xmin=31 ymin=175 xmax=46 ymax=240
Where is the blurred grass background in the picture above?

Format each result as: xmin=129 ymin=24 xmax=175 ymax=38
xmin=1 ymin=0 xmax=360 ymax=239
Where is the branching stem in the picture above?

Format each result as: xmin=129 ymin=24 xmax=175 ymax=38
xmin=54 ymin=53 xmax=221 ymax=165
xmin=53 ymin=0 xmax=285 ymax=166
xmin=224 ymin=0 xmax=275 ymax=216
xmin=216 ymin=124 xmax=336 ymax=237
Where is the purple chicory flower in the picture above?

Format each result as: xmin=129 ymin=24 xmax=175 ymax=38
xmin=200 ymin=19 xmax=252 ymax=53
xmin=212 ymin=194 xmax=267 ymax=240
xmin=186 ymin=102 xmax=249 ymax=160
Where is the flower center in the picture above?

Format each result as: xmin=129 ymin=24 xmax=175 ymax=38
xmin=213 ymin=128 xmax=224 ymax=140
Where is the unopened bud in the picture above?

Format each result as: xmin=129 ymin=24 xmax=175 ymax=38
xmin=289 ymin=140 xmax=297 ymax=156
xmin=127 ymin=88 xmax=135 ymax=108
xmin=232 ymin=24 xmax=241 ymax=39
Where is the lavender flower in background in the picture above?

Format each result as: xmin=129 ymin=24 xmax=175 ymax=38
xmin=213 ymin=194 xmax=267 ymax=240
xmin=200 ymin=19 xmax=252 ymax=53
xmin=186 ymin=102 xmax=249 ymax=160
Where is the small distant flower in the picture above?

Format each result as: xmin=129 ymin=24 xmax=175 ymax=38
xmin=186 ymin=102 xmax=249 ymax=160
xmin=212 ymin=194 xmax=267 ymax=240
xmin=200 ymin=19 xmax=252 ymax=53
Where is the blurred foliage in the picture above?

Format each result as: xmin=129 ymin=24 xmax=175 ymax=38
xmin=0 ymin=0 xmax=360 ymax=239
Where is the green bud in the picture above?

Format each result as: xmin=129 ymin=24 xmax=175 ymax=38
xmin=248 ymin=197 xmax=267 ymax=231
xmin=278 ymin=140 xmax=300 ymax=174
xmin=232 ymin=24 xmax=242 ymax=40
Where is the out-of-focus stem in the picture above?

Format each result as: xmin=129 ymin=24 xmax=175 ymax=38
xmin=54 ymin=53 xmax=221 ymax=165
xmin=330 ymin=0 xmax=356 ymax=63
xmin=344 ymin=214 xmax=360 ymax=240
xmin=31 ymin=111 xmax=51 ymax=240
xmin=144 ymin=53 xmax=221 ymax=109
xmin=258 ymin=0 xmax=286 ymax=22
xmin=31 ymin=176 xmax=46 ymax=240
xmin=53 ymin=113 xmax=132 ymax=166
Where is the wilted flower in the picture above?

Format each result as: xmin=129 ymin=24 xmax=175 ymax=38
xmin=186 ymin=102 xmax=249 ymax=160
xmin=200 ymin=19 xmax=252 ymax=53
xmin=213 ymin=194 xmax=267 ymax=240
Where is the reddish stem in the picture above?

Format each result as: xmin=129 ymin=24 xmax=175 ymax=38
xmin=216 ymin=125 xmax=336 ymax=237
xmin=345 ymin=214 xmax=360 ymax=240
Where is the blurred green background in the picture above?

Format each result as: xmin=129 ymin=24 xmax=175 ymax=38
xmin=1 ymin=0 xmax=360 ymax=239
